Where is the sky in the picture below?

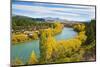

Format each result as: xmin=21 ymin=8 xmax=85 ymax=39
xmin=12 ymin=1 xmax=95 ymax=22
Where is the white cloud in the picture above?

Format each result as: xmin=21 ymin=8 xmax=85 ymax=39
xmin=12 ymin=2 xmax=95 ymax=21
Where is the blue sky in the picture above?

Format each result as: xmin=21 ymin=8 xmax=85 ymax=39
xmin=12 ymin=1 xmax=95 ymax=22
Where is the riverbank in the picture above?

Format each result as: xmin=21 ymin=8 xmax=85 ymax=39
xmin=11 ymin=27 xmax=77 ymax=64
xmin=38 ymin=23 xmax=87 ymax=64
xmin=12 ymin=22 xmax=64 ymax=44
xmin=12 ymin=22 xmax=96 ymax=66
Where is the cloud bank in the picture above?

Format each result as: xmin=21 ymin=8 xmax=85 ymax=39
xmin=12 ymin=1 xmax=95 ymax=22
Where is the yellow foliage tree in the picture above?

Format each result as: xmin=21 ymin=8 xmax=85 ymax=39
xmin=31 ymin=32 xmax=39 ymax=40
xmin=28 ymin=51 xmax=38 ymax=64
xmin=75 ymin=31 xmax=87 ymax=42
xmin=39 ymin=28 xmax=57 ymax=63
xmin=73 ymin=24 xmax=85 ymax=32
xmin=53 ymin=22 xmax=64 ymax=35
xmin=45 ymin=36 xmax=57 ymax=61
xmin=12 ymin=58 xmax=23 ymax=66
xmin=12 ymin=33 xmax=28 ymax=44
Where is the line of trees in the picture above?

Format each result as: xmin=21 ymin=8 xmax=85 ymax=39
xmin=39 ymin=23 xmax=87 ymax=64
xmin=11 ymin=18 xmax=96 ymax=66
xmin=83 ymin=20 xmax=96 ymax=61
xmin=12 ymin=16 xmax=54 ymax=32
xmin=12 ymin=22 xmax=63 ymax=44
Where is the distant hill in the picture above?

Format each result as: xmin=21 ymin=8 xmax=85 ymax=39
xmin=12 ymin=15 xmax=94 ymax=24
xmin=12 ymin=15 xmax=45 ymax=22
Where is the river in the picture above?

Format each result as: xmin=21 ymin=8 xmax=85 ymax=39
xmin=11 ymin=27 xmax=77 ymax=63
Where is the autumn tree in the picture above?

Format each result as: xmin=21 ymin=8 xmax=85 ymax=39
xmin=28 ymin=51 xmax=38 ymax=64
xmin=39 ymin=28 xmax=57 ymax=63
xmin=12 ymin=58 xmax=23 ymax=66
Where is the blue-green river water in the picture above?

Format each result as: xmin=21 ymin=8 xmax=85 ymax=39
xmin=11 ymin=27 xmax=77 ymax=63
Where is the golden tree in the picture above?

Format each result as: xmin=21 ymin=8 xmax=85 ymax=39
xmin=12 ymin=58 xmax=23 ymax=66
xmin=28 ymin=51 xmax=38 ymax=64
xmin=39 ymin=28 xmax=57 ymax=63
